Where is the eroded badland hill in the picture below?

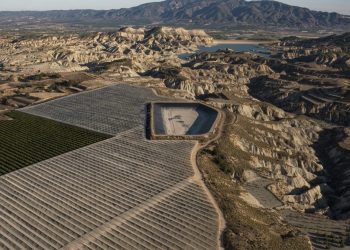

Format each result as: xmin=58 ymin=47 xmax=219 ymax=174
xmin=0 ymin=26 xmax=349 ymax=249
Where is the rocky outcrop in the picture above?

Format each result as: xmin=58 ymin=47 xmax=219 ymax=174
xmin=314 ymin=128 xmax=350 ymax=219
xmin=144 ymin=50 xmax=275 ymax=97
xmin=247 ymin=33 xmax=350 ymax=126
xmin=273 ymin=33 xmax=350 ymax=70
xmin=249 ymin=76 xmax=350 ymax=126
xmin=279 ymin=33 xmax=350 ymax=51
xmin=138 ymin=33 xmax=349 ymax=218
xmin=221 ymin=101 xmax=332 ymax=213
xmin=1 ymin=24 xmax=349 ymax=238
xmin=0 ymin=26 xmax=213 ymax=75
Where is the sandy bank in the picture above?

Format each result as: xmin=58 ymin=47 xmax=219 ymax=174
xmin=214 ymin=39 xmax=274 ymax=45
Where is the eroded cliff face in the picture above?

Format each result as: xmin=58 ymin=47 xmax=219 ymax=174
xmin=249 ymin=76 xmax=350 ymax=126
xmin=220 ymin=101 xmax=329 ymax=212
xmin=0 ymin=27 xmax=349 ymax=248
xmin=142 ymin=34 xmax=350 ymax=219
xmin=275 ymin=33 xmax=350 ymax=70
xmin=274 ymin=47 xmax=349 ymax=70
xmin=0 ymin=26 xmax=214 ymax=112
xmin=144 ymin=50 xmax=275 ymax=97
xmin=247 ymin=34 xmax=350 ymax=128
xmin=0 ymin=26 xmax=213 ymax=75
xmin=314 ymin=128 xmax=350 ymax=219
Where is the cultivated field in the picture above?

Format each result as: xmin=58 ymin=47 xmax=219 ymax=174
xmin=22 ymin=84 xmax=167 ymax=135
xmin=0 ymin=84 xmax=220 ymax=249
xmin=0 ymin=111 xmax=110 ymax=175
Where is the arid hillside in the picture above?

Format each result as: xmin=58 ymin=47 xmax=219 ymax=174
xmin=0 ymin=27 xmax=349 ymax=249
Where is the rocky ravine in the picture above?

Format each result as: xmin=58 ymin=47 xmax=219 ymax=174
xmin=143 ymin=32 xmax=350 ymax=241
xmin=0 ymin=26 xmax=212 ymax=110
xmin=0 ymin=26 xmax=213 ymax=75
xmin=249 ymin=33 xmax=350 ymax=126
xmin=0 ymin=27 xmax=349 ymax=248
xmin=244 ymin=34 xmax=349 ymax=221
xmin=151 ymin=34 xmax=349 ymax=215
xmin=144 ymin=50 xmax=276 ymax=97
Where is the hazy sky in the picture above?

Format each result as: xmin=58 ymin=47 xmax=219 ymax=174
xmin=0 ymin=0 xmax=349 ymax=14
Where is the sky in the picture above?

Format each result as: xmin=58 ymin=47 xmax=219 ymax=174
xmin=0 ymin=0 xmax=349 ymax=15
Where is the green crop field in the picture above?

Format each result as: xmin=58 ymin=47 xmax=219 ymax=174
xmin=0 ymin=111 xmax=111 ymax=175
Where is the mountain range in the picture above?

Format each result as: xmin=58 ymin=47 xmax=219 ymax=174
xmin=0 ymin=0 xmax=349 ymax=29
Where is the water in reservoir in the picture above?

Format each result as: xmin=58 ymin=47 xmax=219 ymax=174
xmin=178 ymin=43 xmax=269 ymax=59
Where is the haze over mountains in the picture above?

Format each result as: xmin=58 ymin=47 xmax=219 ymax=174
xmin=0 ymin=0 xmax=349 ymax=29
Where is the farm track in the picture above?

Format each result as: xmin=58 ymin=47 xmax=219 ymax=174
xmin=0 ymin=84 xmax=221 ymax=249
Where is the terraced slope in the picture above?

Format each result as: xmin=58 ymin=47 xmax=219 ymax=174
xmin=0 ymin=84 xmax=220 ymax=249
xmin=281 ymin=210 xmax=349 ymax=249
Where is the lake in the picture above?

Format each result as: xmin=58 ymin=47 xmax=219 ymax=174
xmin=178 ymin=43 xmax=269 ymax=59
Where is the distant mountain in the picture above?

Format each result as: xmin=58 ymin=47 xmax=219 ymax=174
xmin=1 ymin=0 xmax=349 ymax=29
xmin=294 ymin=32 xmax=350 ymax=48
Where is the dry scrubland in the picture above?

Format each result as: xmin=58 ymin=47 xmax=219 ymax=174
xmin=0 ymin=26 xmax=349 ymax=249
xmin=143 ymin=32 xmax=349 ymax=249
xmin=0 ymin=26 xmax=213 ymax=114
xmin=0 ymin=84 xmax=220 ymax=249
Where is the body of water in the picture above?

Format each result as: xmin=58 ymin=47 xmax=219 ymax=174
xmin=178 ymin=43 xmax=269 ymax=59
